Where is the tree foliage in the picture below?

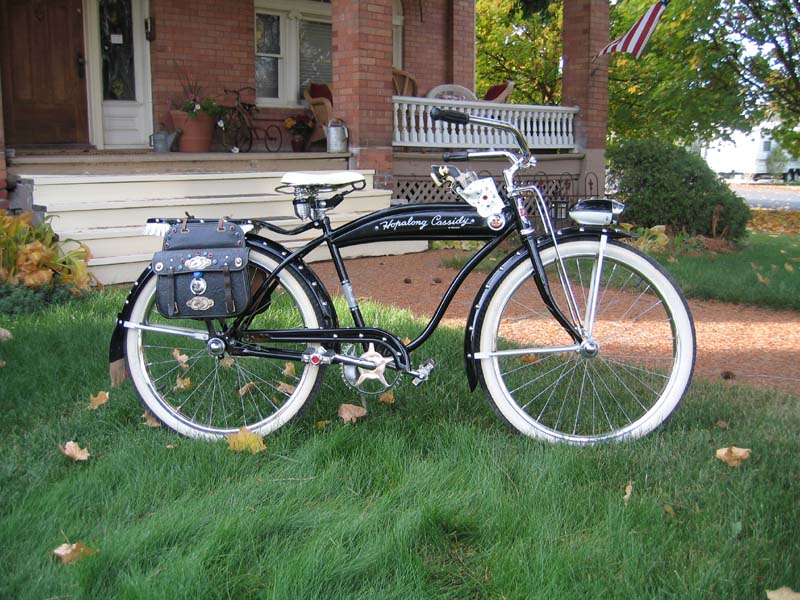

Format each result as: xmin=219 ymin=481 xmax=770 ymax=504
xmin=475 ymin=0 xmax=800 ymax=153
xmin=475 ymin=0 xmax=563 ymax=104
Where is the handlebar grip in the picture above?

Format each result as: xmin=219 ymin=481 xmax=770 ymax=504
xmin=430 ymin=108 xmax=471 ymax=125
xmin=442 ymin=151 xmax=470 ymax=162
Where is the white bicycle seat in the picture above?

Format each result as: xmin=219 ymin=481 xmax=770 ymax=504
xmin=281 ymin=171 xmax=366 ymax=188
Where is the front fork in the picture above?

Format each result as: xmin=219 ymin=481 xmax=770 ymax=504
xmin=513 ymin=189 xmax=606 ymax=344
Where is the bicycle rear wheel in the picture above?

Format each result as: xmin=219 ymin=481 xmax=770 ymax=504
xmin=222 ymin=111 xmax=253 ymax=153
xmin=264 ymin=124 xmax=282 ymax=152
xmin=124 ymin=250 xmax=325 ymax=440
xmin=477 ymin=239 xmax=695 ymax=444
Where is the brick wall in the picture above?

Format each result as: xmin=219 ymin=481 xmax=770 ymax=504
xmin=562 ymin=0 xmax=609 ymax=151
xmin=149 ymin=0 xmax=255 ymax=131
xmin=402 ymin=0 xmax=475 ymax=95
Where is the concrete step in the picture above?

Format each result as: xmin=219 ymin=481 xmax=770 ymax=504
xmin=45 ymin=189 xmax=387 ymax=231
xmin=91 ymin=240 xmax=429 ymax=286
xmin=7 ymin=151 xmax=349 ymax=177
xmin=19 ymin=170 xmax=376 ymax=207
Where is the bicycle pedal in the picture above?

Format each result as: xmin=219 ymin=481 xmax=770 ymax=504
xmin=411 ymin=358 xmax=436 ymax=386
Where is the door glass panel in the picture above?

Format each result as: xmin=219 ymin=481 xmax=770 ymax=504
xmin=100 ymin=0 xmax=135 ymax=100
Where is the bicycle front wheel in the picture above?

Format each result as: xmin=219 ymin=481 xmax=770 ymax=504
xmin=477 ymin=239 xmax=695 ymax=444
xmin=124 ymin=250 xmax=325 ymax=440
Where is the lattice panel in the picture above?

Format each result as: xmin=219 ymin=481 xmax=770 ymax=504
xmin=393 ymin=172 xmax=606 ymax=230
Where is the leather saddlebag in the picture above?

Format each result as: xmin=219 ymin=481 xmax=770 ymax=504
xmin=152 ymin=220 xmax=250 ymax=319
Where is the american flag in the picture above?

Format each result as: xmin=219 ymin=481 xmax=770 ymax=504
xmin=596 ymin=0 xmax=670 ymax=59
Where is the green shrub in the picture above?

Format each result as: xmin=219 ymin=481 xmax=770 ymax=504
xmin=607 ymin=138 xmax=751 ymax=241
xmin=0 ymin=211 xmax=97 ymax=313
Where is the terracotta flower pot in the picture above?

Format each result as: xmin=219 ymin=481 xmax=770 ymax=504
xmin=170 ymin=110 xmax=215 ymax=153
xmin=290 ymin=134 xmax=306 ymax=152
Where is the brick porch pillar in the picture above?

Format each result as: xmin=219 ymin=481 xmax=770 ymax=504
xmin=562 ymin=0 xmax=609 ymax=193
xmin=0 ymin=78 xmax=7 ymax=209
xmin=332 ymin=0 xmax=394 ymax=189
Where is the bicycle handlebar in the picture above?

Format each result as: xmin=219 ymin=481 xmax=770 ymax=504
xmin=430 ymin=108 xmax=532 ymax=166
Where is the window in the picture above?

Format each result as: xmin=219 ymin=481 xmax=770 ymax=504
xmin=255 ymin=0 xmax=332 ymax=106
xmin=763 ymin=140 xmax=772 ymax=152
xmin=254 ymin=0 xmax=403 ymax=105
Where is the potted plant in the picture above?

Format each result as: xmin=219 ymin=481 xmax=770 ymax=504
xmin=169 ymin=75 xmax=224 ymax=153
xmin=284 ymin=113 xmax=314 ymax=151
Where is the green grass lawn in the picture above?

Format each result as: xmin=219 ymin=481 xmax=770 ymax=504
xmin=1 ymin=291 xmax=799 ymax=598
xmin=657 ymin=232 xmax=800 ymax=311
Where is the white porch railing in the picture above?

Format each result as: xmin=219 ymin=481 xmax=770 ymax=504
xmin=393 ymin=96 xmax=579 ymax=150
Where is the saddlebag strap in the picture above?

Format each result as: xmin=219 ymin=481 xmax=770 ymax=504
xmin=167 ymin=267 xmax=179 ymax=316
xmin=223 ymin=265 xmax=235 ymax=313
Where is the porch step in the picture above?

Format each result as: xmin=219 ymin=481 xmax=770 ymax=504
xmin=7 ymin=151 xmax=350 ymax=177
xmin=16 ymin=170 xmax=426 ymax=285
xmin=87 ymin=240 xmax=428 ymax=286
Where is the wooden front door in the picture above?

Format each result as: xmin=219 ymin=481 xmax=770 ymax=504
xmin=1 ymin=0 xmax=90 ymax=146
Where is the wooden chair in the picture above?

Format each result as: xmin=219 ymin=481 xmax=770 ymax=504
xmin=392 ymin=68 xmax=418 ymax=96
xmin=303 ymin=82 xmax=334 ymax=149
xmin=482 ymin=81 xmax=514 ymax=103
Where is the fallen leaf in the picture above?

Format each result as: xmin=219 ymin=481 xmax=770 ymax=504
xmin=720 ymin=371 xmax=736 ymax=380
xmin=667 ymin=256 xmax=678 ymax=263
xmin=750 ymin=262 xmax=761 ymax=270
xmin=664 ymin=504 xmax=676 ymax=517
xmin=791 ymin=257 xmax=800 ymax=263
xmin=0 ymin=359 xmax=6 ymax=368
xmin=785 ymin=263 xmax=794 ymax=273
xmin=716 ymin=419 xmax=729 ymax=430
xmin=379 ymin=390 xmax=395 ymax=404
xmin=767 ymin=587 xmax=800 ymax=600
xmin=60 ymin=441 xmax=90 ymax=462
xmin=402 ymin=337 xmax=412 ymax=345
xmin=220 ymin=356 xmax=235 ymax=369
xmin=623 ymin=480 xmax=633 ymax=506
xmin=239 ymin=382 xmax=257 ymax=397
xmin=174 ymin=375 xmax=192 ymax=392
xmin=520 ymin=354 xmax=539 ymax=364
xmin=338 ymin=403 xmax=367 ymax=424
xmin=282 ymin=362 xmax=297 ymax=378
xmin=277 ymin=381 xmax=296 ymax=395
xmin=226 ymin=427 xmax=267 ymax=454
xmin=756 ymin=272 xmax=770 ymax=285
xmin=166 ymin=444 xmax=177 ymax=449
xmin=87 ymin=391 xmax=109 ymax=410
xmin=53 ymin=542 xmax=96 ymax=564
xmin=715 ymin=446 xmax=752 ymax=467
xmin=142 ymin=410 xmax=162 ymax=428
xmin=316 ymin=419 xmax=332 ymax=430
xmin=172 ymin=348 xmax=189 ymax=371
xmin=0 ymin=327 xmax=11 ymax=342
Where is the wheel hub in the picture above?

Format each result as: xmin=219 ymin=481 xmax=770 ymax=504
xmin=579 ymin=338 xmax=600 ymax=358
xmin=207 ymin=337 xmax=227 ymax=357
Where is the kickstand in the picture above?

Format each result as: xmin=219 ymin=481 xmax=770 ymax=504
xmin=359 ymin=393 xmax=368 ymax=410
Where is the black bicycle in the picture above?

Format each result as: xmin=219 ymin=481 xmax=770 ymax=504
xmin=220 ymin=87 xmax=282 ymax=153
xmin=110 ymin=109 xmax=696 ymax=444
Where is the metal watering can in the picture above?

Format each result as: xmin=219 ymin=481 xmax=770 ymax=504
xmin=325 ymin=118 xmax=348 ymax=153
xmin=149 ymin=129 xmax=179 ymax=153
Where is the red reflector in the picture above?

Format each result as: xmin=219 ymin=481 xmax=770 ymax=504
xmin=311 ymin=355 xmax=320 ymax=364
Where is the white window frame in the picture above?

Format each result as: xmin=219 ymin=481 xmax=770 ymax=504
xmin=254 ymin=0 xmax=332 ymax=107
